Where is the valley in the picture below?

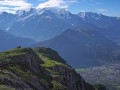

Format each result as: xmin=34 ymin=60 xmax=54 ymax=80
xmin=76 ymin=63 xmax=120 ymax=90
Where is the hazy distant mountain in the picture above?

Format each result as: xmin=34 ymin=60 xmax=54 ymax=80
xmin=78 ymin=12 xmax=120 ymax=44
xmin=0 ymin=30 xmax=35 ymax=51
xmin=8 ymin=8 xmax=81 ymax=40
xmin=0 ymin=8 xmax=119 ymax=43
xmin=33 ymin=29 xmax=120 ymax=67
xmin=0 ymin=12 xmax=16 ymax=30
xmin=9 ymin=9 xmax=69 ymax=40
xmin=7 ymin=8 xmax=98 ymax=41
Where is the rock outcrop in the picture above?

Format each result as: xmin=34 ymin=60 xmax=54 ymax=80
xmin=0 ymin=47 xmax=105 ymax=90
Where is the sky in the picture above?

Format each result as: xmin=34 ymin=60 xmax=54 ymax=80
xmin=0 ymin=0 xmax=120 ymax=17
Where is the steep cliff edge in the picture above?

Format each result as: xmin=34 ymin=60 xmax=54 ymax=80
xmin=0 ymin=47 xmax=105 ymax=90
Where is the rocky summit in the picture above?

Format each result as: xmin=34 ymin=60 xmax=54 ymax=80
xmin=0 ymin=47 xmax=105 ymax=90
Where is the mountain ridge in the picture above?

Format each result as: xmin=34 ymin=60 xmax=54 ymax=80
xmin=33 ymin=29 xmax=120 ymax=68
xmin=0 ymin=29 xmax=36 ymax=51
xmin=0 ymin=47 xmax=105 ymax=90
xmin=1 ymin=8 xmax=120 ymax=43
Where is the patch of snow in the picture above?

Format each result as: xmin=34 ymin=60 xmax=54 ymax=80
xmin=79 ymin=11 xmax=86 ymax=19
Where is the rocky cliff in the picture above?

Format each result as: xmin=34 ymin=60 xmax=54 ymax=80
xmin=0 ymin=47 xmax=105 ymax=90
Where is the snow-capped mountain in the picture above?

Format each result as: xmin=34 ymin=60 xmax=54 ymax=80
xmin=1 ymin=8 xmax=120 ymax=68
xmin=8 ymin=8 xmax=80 ymax=41
xmin=38 ymin=8 xmax=72 ymax=19
xmin=16 ymin=8 xmax=72 ymax=20
xmin=8 ymin=8 xmax=97 ymax=41
xmin=0 ymin=8 xmax=120 ymax=43
xmin=79 ymin=12 xmax=102 ymax=20
xmin=0 ymin=12 xmax=17 ymax=30
xmin=78 ymin=12 xmax=120 ymax=44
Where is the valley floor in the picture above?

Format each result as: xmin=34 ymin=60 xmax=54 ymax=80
xmin=76 ymin=63 xmax=120 ymax=90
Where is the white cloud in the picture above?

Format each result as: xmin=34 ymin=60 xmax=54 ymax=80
xmin=37 ymin=0 xmax=78 ymax=9
xmin=0 ymin=0 xmax=32 ymax=13
xmin=0 ymin=0 xmax=79 ymax=13
xmin=97 ymin=8 xmax=108 ymax=12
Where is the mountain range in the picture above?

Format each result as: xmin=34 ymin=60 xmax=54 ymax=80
xmin=0 ymin=7 xmax=120 ymax=90
xmin=0 ymin=30 xmax=35 ymax=51
xmin=0 ymin=8 xmax=120 ymax=68
xmin=33 ymin=29 xmax=120 ymax=67
xmin=0 ymin=8 xmax=120 ymax=44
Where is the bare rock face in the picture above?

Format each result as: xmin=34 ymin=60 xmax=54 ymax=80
xmin=8 ymin=48 xmax=44 ymax=73
xmin=0 ymin=47 xmax=105 ymax=90
xmin=51 ymin=65 xmax=96 ymax=90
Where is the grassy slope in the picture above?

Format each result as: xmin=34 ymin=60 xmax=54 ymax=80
xmin=0 ymin=47 xmax=104 ymax=90
xmin=0 ymin=47 xmax=67 ymax=90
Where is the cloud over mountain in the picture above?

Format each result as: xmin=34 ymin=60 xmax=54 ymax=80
xmin=37 ymin=0 xmax=78 ymax=9
xmin=0 ymin=0 xmax=32 ymax=13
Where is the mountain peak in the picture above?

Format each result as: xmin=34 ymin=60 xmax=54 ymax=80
xmin=0 ymin=11 xmax=11 ymax=16
xmin=16 ymin=8 xmax=38 ymax=16
xmin=79 ymin=12 xmax=102 ymax=19
xmin=39 ymin=7 xmax=72 ymax=18
xmin=15 ymin=7 xmax=72 ymax=19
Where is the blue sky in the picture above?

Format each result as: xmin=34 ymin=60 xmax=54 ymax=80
xmin=0 ymin=0 xmax=120 ymax=17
